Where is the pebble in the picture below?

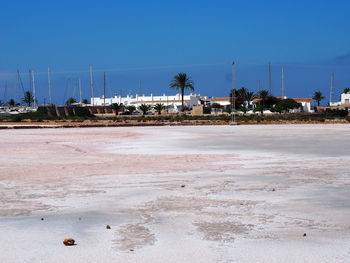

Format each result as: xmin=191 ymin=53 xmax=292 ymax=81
xmin=63 ymin=238 xmax=75 ymax=246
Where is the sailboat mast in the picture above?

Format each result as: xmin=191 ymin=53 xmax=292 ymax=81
xmin=32 ymin=70 xmax=36 ymax=107
xmin=90 ymin=65 xmax=94 ymax=106
xmin=48 ymin=67 xmax=52 ymax=105
xmin=268 ymin=62 xmax=272 ymax=96
xmin=79 ymin=78 xmax=82 ymax=104
xmin=104 ymin=72 xmax=106 ymax=106
xmin=3 ymin=80 xmax=7 ymax=102
xmin=330 ymin=72 xmax=334 ymax=105
xmin=281 ymin=67 xmax=285 ymax=97
xmin=29 ymin=70 xmax=32 ymax=93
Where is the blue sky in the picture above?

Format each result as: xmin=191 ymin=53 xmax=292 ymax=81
xmin=0 ymin=0 xmax=350 ymax=105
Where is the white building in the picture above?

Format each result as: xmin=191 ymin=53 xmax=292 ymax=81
xmin=211 ymin=97 xmax=231 ymax=107
xmin=91 ymin=93 xmax=202 ymax=112
xmin=211 ymin=96 xmax=314 ymax=113
xmin=329 ymin=91 xmax=350 ymax=111
xmin=341 ymin=92 xmax=350 ymax=104
xmin=292 ymin=98 xmax=314 ymax=112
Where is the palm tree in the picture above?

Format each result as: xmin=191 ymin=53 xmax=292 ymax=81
xmin=110 ymin=103 xmax=123 ymax=115
xmin=139 ymin=104 xmax=151 ymax=115
xmin=22 ymin=91 xmax=35 ymax=106
xmin=258 ymin=90 xmax=269 ymax=107
xmin=170 ymin=73 xmax=194 ymax=111
xmin=237 ymin=87 xmax=248 ymax=101
xmin=153 ymin=103 xmax=165 ymax=114
xmin=229 ymin=89 xmax=245 ymax=109
xmin=343 ymin=88 xmax=350 ymax=94
xmin=65 ymin=97 xmax=77 ymax=106
xmin=313 ymin=91 xmax=325 ymax=106
xmin=245 ymin=91 xmax=255 ymax=108
xmin=126 ymin=105 xmax=136 ymax=114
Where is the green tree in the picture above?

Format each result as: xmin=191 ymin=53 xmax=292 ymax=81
xmin=66 ymin=97 xmax=77 ymax=106
xmin=245 ymin=91 xmax=255 ymax=108
xmin=258 ymin=90 xmax=269 ymax=107
xmin=240 ymin=105 xmax=248 ymax=114
xmin=153 ymin=103 xmax=165 ymax=114
xmin=126 ymin=105 xmax=136 ymax=114
xmin=211 ymin=103 xmax=222 ymax=109
xmin=22 ymin=91 xmax=35 ymax=106
xmin=274 ymin=99 xmax=302 ymax=113
xmin=82 ymin=99 xmax=89 ymax=104
xmin=343 ymin=88 xmax=350 ymax=94
xmin=254 ymin=105 xmax=264 ymax=114
xmin=229 ymin=89 xmax=245 ymax=109
xmin=170 ymin=73 xmax=194 ymax=111
xmin=74 ymin=107 xmax=92 ymax=117
xmin=139 ymin=104 xmax=151 ymax=115
xmin=237 ymin=87 xmax=248 ymax=101
xmin=110 ymin=103 xmax=123 ymax=115
xmin=8 ymin=99 xmax=15 ymax=107
xmin=312 ymin=91 xmax=325 ymax=106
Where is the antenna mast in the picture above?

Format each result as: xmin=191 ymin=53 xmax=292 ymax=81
xmin=90 ymin=65 xmax=94 ymax=106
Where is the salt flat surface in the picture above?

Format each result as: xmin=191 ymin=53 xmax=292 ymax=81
xmin=0 ymin=125 xmax=349 ymax=262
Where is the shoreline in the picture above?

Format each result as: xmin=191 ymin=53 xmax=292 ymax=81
xmin=0 ymin=119 xmax=349 ymax=129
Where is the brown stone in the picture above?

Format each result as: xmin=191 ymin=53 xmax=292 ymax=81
xmin=63 ymin=238 xmax=75 ymax=246
xmin=181 ymin=184 xmax=185 ymax=188
xmin=106 ymin=225 xmax=111 ymax=229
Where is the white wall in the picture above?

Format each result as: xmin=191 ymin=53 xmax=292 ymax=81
xmin=91 ymin=93 xmax=201 ymax=111
xmin=341 ymin=93 xmax=350 ymax=104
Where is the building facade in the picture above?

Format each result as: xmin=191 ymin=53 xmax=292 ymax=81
xmin=91 ymin=93 xmax=202 ymax=112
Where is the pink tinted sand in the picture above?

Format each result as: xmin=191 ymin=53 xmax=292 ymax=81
xmin=0 ymin=125 xmax=350 ymax=263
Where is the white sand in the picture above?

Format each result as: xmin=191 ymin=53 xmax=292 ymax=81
xmin=0 ymin=125 xmax=350 ymax=262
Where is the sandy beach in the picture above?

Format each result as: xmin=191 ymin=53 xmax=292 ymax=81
xmin=1 ymin=125 xmax=350 ymax=262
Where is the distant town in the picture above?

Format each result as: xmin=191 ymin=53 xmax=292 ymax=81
xmin=1 ymin=71 xmax=349 ymax=118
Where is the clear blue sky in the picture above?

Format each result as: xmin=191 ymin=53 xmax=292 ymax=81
xmin=1 ymin=0 xmax=350 ymax=105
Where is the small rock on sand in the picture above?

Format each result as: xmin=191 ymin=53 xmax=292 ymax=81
xmin=63 ymin=238 xmax=75 ymax=246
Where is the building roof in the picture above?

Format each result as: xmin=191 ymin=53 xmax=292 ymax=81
xmin=252 ymin=97 xmax=312 ymax=104
xmin=212 ymin=97 xmax=230 ymax=102
xmin=339 ymin=103 xmax=350 ymax=108
xmin=130 ymin=99 xmax=189 ymax=104
xmin=292 ymin=98 xmax=313 ymax=102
